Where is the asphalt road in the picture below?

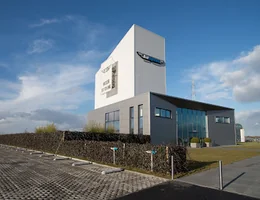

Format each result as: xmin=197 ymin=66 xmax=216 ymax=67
xmin=116 ymin=181 xmax=259 ymax=200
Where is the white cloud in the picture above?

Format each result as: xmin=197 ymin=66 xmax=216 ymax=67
xmin=77 ymin=49 xmax=109 ymax=61
xmin=27 ymin=39 xmax=54 ymax=54
xmin=187 ymin=45 xmax=260 ymax=102
xmin=0 ymin=15 xmax=114 ymax=134
xmin=0 ymin=109 xmax=86 ymax=134
xmin=0 ymin=63 xmax=95 ymax=112
xmin=236 ymin=110 xmax=260 ymax=136
xmin=29 ymin=18 xmax=60 ymax=28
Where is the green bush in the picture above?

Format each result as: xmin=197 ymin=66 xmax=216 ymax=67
xmin=204 ymin=137 xmax=212 ymax=143
xmin=84 ymin=121 xmax=105 ymax=133
xmin=84 ymin=121 xmax=116 ymax=133
xmin=190 ymin=137 xmax=199 ymax=143
xmin=35 ymin=123 xmax=57 ymax=134
xmin=106 ymin=125 xmax=116 ymax=133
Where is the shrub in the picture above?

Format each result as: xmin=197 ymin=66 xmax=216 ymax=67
xmin=106 ymin=125 xmax=116 ymax=133
xmin=204 ymin=137 xmax=212 ymax=143
xmin=0 ymin=132 xmax=187 ymax=174
xmin=190 ymin=137 xmax=199 ymax=143
xmin=83 ymin=121 xmax=105 ymax=133
xmin=35 ymin=123 xmax=57 ymax=134
xmin=64 ymin=131 xmax=151 ymax=144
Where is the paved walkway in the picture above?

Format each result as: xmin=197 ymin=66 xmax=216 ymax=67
xmin=179 ymin=156 xmax=260 ymax=199
xmin=0 ymin=145 xmax=167 ymax=200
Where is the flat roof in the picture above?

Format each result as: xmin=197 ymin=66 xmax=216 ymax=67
xmin=151 ymin=92 xmax=234 ymax=111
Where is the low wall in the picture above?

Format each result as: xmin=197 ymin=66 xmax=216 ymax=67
xmin=0 ymin=132 xmax=187 ymax=174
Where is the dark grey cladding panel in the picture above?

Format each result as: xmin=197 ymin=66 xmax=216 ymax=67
xmin=150 ymin=94 xmax=177 ymax=145
xmin=207 ymin=110 xmax=236 ymax=146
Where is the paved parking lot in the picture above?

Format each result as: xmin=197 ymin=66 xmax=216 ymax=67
xmin=0 ymin=145 xmax=167 ymax=200
xmin=179 ymin=156 xmax=260 ymax=199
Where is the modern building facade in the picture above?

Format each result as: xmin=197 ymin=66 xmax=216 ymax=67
xmin=87 ymin=24 xmax=236 ymax=146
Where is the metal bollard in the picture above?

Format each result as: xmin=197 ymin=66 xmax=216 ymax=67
xmin=111 ymin=147 xmax=118 ymax=165
xmin=146 ymin=150 xmax=157 ymax=172
xmin=219 ymin=160 xmax=223 ymax=190
xmin=171 ymin=155 xmax=174 ymax=180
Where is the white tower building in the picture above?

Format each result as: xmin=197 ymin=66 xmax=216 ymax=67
xmin=94 ymin=24 xmax=166 ymax=109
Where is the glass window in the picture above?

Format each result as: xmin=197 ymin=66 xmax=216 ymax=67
xmin=161 ymin=109 xmax=166 ymax=117
xmin=139 ymin=105 xmax=143 ymax=117
xmin=130 ymin=107 xmax=134 ymax=134
xmin=138 ymin=105 xmax=143 ymax=135
xmin=105 ymin=113 xmax=109 ymax=122
xmin=108 ymin=112 xmax=114 ymax=121
xmin=216 ymin=116 xmax=224 ymax=123
xmin=105 ymin=110 xmax=120 ymax=133
xmin=130 ymin=119 xmax=134 ymax=134
xmin=130 ymin=107 xmax=134 ymax=118
xmin=224 ymin=117 xmax=230 ymax=124
xmin=114 ymin=121 xmax=120 ymax=132
xmin=155 ymin=107 xmax=171 ymax=119
xmin=155 ymin=108 xmax=160 ymax=116
xmin=166 ymin=110 xmax=171 ymax=118
xmin=114 ymin=110 xmax=119 ymax=121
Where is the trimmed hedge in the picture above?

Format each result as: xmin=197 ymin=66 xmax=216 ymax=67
xmin=63 ymin=131 xmax=151 ymax=144
xmin=0 ymin=132 xmax=187 ymax=174
xmin=190 ymin=137 xmax=199 ymax=143
xmin=204 ymin=138 xmax=211 ymax=143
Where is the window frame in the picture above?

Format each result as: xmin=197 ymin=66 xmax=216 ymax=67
xmin=105 ymin=110 xmax=120 ymax=133
xmin=138 ymin=104 xmax=143 ymax=135
xmin=215 ymin=116 xmax=231 ymax=124
xmin=129 ymin=107 xmax=134 ymax=134
xmin=154 ymin=107 xmax=172 ymax=119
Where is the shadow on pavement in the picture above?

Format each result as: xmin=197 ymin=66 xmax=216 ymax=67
xmin=116 ymin=181 xmax=258 ymax=200
xmin=224 ymin=172 xmax=246 ymax=189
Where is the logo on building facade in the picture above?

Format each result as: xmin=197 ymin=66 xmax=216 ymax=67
xmin=137 ymin=51 xmax=165 ymax=66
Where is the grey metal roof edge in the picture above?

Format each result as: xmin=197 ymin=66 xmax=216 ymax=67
xmin=150 ymin=92 xmax=234 ymax=110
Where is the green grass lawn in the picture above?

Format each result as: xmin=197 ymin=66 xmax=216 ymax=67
xmin=232 ymin=142 xmax=260 ymax=149
xmin=179 ymin=146 xmax=260 ymax=177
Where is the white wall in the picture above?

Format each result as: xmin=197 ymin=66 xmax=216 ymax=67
xmin=240 ymin=129 xmax=245 ymax=142
xmin=94 ymin=24 xmax=166 ymax=109
xmin=95 ymin=25 xmax=135 ymax=109
xmin=134 ymin=25 xmax=166 ymax=96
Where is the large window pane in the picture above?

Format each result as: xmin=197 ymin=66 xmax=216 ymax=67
xmin=224 ymin=117 xmax=230 ymax=124
xmin=108 ymin=112 xmax=114 ymax=121
xmin=138 ymin=105 xmax=143 ymax=134
xmin=216 ymin=116 xmax=224 ymax=123
xmin=114 ymin=121 xmax=120 ymax=132
xmin=161 ymin=109 xmax=166 ymax=117
xmin=105 ymin=110 xmax=120 ymax=133
xmin=105 ymin=113 xmax=109 ymax=122
xmin=130 ymin=107 xmax=134 ymax=134
xmin=155 ymin=108 xmax=160 ymax=116
xmin=130 ymin=107 xmax=134 ymax=118
xmin=166 ymin=110 xmax=171 ymax=118
xmin=139 ymin=105 xmax=143 ymax=117
xmin=130 ymin=119 xmax=134 ymax=134
xmin=114 ymin=110 xmax=119 ymax=120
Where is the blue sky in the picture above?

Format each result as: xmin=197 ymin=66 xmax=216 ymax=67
xmin=0 ymin=0 xmax=260 ymax=135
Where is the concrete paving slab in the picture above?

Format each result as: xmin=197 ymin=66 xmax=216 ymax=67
xmin=0 ymin=145 xmax=167 ymax=200
xmin=179 ymin=156 xmax=260 ymax=199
